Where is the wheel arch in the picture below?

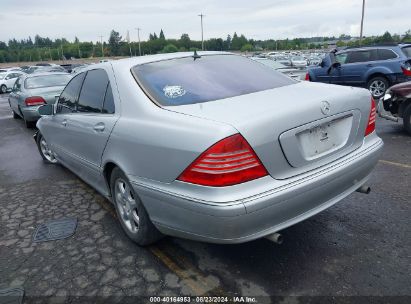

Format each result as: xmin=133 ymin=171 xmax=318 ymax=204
xmin=366 ymin=72 xmax=391 ymax=86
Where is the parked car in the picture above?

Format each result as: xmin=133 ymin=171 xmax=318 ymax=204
xmin=378 ymin=80 xmax=411 ymax=134
xmin=307 ymin=44 xmax=411 ymax=98
xmin=269 ymin=55 xmax=292 ymax=66
xmin=290 ymin=56 xmax=308 ymax=68
xmin=0 ymin=71 xmax=25 ymax=93
xmin=8 ymin=72 xmax=71 ymax=127
xmin=34 ymin=52 xmax=382 ymax=246
xmin=251 ymin=57 xmax=305 ymax=80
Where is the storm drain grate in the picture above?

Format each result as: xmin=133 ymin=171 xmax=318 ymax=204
xmin=32 ymin=218 xmax=77 ymax=242
xmin=0 ymin=287 xmax=24 ymax=304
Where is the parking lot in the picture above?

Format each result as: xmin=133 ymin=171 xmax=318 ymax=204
xmin=0 ymin=91 xmax=410 ymax=302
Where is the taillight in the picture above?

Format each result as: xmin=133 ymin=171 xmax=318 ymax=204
xmin=305 ymin=72 xmax=310 ymax=81
xmin=364 ymin=97 xmax=376 ymax=137
xmin=401 ymin=66 xmax=411 ymax=76
xmin=25 ymin=96 xmax=46 ymax=106
xmin=177 ymin=134 xmax=268 ymax=187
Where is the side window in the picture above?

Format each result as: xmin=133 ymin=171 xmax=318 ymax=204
xmin=102 ymin=83 xmax=115 ymax=114
xmin=346 ymin=50 xmax=377 ymax=64
xmin=56 ymin=72 xmax=86 ymax=114
xmin=77 ymin=69 xmax=109 ymax=113
xmin=13 ymin=78 xmax=21 ymax=92
xmin=335 ymin=53 xmax=348 ymax=64
xmin=377 ymin=49 xmax=397 ymax=60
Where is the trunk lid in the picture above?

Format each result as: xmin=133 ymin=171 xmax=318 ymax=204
xmin=165 ymin=81 xmax=371 ymax=179
xmin=28 ymin=86 xmax=65 ymax=104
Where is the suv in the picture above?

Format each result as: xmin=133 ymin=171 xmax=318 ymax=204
xmin=307 ymin=44 xmax=411 ymax=98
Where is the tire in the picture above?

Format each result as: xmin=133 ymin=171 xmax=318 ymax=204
xmin=36 ymin=133 xmax=58 ymax=164
xmin=403 ymin=104 xmax=411 ymax=136
xmin=367 ymin=76 xmax=389 ymax=99
xmin=24 ymin=119 xmax=35 ymax=128
xmin=0 ymin=85 xmax=7 ymax=94
xmin=110 ymin=167 xmax=162 ymax=246
xmin=12 ymin=111 xmax=20 ymax=119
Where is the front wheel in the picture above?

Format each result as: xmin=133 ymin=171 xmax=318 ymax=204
xmin=36 ymin=133 xmax=58 ymax=164
xmin=367 ymin=77 xmax=388 ymax=99
xmin=0 ymin=85 xmax=7 ymax=94
xmin=110 ymin=168 xmax=162 ymax=246
xmin=403 ymin=104 xmax=411 ymax=135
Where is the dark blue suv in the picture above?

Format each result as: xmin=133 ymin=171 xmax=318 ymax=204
xmin=307 ymin=44 xmax=411 ymax=98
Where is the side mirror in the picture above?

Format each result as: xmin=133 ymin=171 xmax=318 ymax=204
xmin=38 ymin=104 xmax=54 ymax=116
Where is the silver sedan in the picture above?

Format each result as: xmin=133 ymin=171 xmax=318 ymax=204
xmin=8 ymin=72 xmax=71 ymax=127
xmin=35 ymin=52 xmax=383 ymax=245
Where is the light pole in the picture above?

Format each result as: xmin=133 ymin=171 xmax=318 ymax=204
xmin=99 ymin=35 xmax=104 ymax=58
xmin=359 ymin=0 xmax=365 ymax=45
xmin=135 ymin=28 xmax=142 ymax=56
xmin=198 ymin=14 xmax=205 ymax=50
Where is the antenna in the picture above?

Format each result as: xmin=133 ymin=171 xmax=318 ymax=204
xmin=192 ymin=50 xmax=201 ymax=60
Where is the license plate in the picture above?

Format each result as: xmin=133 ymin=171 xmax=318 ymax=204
xmin=297 ymin=116 xmax=352 ymax=160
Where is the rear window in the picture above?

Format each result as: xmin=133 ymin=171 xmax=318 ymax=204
xmin=402 ymin=46 xmax=411 ymax=58
xmin=25 ymin=74 xmax=71 ymax=89
xmin=132 ymin=55 xmax=295 ymax=106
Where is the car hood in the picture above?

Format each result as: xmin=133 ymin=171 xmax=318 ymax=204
xmin=389 ymin=81 xmax=411 ymax=98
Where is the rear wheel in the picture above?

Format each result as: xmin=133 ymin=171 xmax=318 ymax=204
xmin=36 ymin=133 xmax=58 ymax=164
xmin=403 ymin=104 xmax=411 ymax=135
xmin=0 ymin=85 xmax=6 ymax=94
xmin=110 ymin=167 xmax=162 ymax=246
xmin=12 ymin=111 xmax=20 ymax=119
xmin=367 ymin=77 xmax=388 ymax=99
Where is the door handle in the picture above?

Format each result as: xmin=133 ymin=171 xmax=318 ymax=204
xmin=93 ymin=123 xmax=105 ymax=132
xmin=366 ymin=64 xmax=373 ymax=67
xmin=61 ymin=119 xmax=67 ymax=126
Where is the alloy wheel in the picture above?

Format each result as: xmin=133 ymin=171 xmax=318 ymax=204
xmin=40 ymin=138 xmax=57 ymax=163
xmin=115 ymin=178 xmax=139 ymax=234
xmin=369 ymin=80 xmax=386 ymax=98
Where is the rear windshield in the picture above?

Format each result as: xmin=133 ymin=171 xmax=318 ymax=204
xmin=132 ymin=54 xmax=295 ymax=106
xmin=25 ymin=74 xmax=71 ymax=89
xmin=401 ymin=46 xmax=411 ymax=58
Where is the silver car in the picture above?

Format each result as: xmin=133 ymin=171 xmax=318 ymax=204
xmin=8 ymin=72 xmax=72 ymax=128
xmin=35 ymin=52 xmax=383 ymax=246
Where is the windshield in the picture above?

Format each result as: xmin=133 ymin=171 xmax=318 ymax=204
xmin=132 ymin=55 xmax=295 ymax=106
xmin=25 ymin=74 xmax=71 ymax=89
xmin=0 ymin=73 xmax=5 ymax=80
xmin=292 ymin=56 xmax=305 ymax=61
xmin=402 ymin=46 xmax=411 ymax=58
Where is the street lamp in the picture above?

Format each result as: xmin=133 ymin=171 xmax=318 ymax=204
xmin=135 ymin=28 xmax=142 ymax=56
xmin=198 ymin=14 xmax=205 ymax=51
xmin=359 ymin=0 xmax=365 ymax=45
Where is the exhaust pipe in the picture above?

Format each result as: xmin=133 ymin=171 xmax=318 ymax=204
xmin=356 ymin=185 xmax=371 ymax=194
xmin=265 ymin=233 xmax=283 ymax=244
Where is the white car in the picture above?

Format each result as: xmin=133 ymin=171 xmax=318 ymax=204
xmin=290 ymin=56 xmax=308 ymax=68
xmin=0 ymin=71 xmax=25 ymax=93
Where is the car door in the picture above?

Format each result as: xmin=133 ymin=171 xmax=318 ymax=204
xmin=45 ymin=72 xmax=86 ymax=167
xmin=58 ymin=68 xmax=119 ymax=190
xmin=340 ymin=49 xmax=377 ymax=86
xmin=8 ymin=77 xmax=23 ymax=113
xmin=315 ymin=54 xmax=344 ymax=84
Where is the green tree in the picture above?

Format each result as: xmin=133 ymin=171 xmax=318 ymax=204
xmin=179 ymin=34 xmax=191 ymax=49
xmin=161 ymin=44 xmax=178 ymax=53
xmin=159 ymin=29 xmax=165 ymax=40
xmin=240 ymin=43 xmax=253 ymax=52
xmin=108 ymin=30 xmax=122 ymax=56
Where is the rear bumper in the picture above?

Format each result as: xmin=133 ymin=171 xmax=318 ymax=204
xmin=20 ymin=105 xmax=41 ymax=122
xmin=130 ymin=136 xmax=383 ymax=244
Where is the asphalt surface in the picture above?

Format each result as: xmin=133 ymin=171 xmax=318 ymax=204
xmin=0 ymin=93 xmax=410 ymax=303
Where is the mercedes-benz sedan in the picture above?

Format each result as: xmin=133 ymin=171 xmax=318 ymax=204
xmin=35 ymin=52 xmax=383 ymax=245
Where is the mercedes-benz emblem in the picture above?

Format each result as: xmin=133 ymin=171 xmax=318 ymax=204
xmin=321 ymin=101 xmax=331 ymax=115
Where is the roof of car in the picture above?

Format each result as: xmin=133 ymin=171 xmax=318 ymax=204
xmin=342 ymin=43 xmax=411 ymax=51
xmin=98 ymin=51 xmax=232 ymax=70
xmin=21 ymin=72 xmax=70 ymax=78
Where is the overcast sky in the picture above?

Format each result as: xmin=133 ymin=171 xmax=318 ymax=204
xmin=1 ymin=0 xmax=410 ymax=43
